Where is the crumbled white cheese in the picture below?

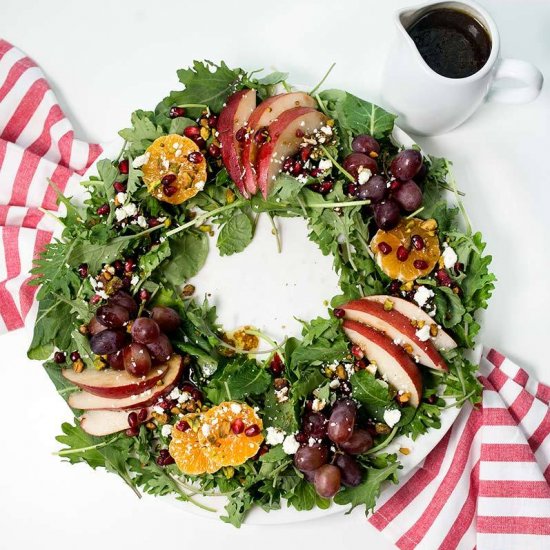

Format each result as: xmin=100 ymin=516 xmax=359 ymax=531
xmin=115 ymin=202 xmax=138 ymax=222
xmin=169 ymin=387 xmax=181 ymax=400
xmin=130 ymin=275 xmax=139 ymax=286
xmin=441 ymin=243 xmax=458 ymax=269
xmin=320 ymin=125 xmax=333 ymax=135
xmin=383 ymin=408 xmax=402 ymax=428
xmin=201 ymin=424 xmax=211 ymax=437
xmin=265 ymin=427 xmax=286 ymax=446
xmin=275 ymin=387 xmax=289 ymax=403
xmin=329 ymin=379 xmax=341 ymax=389
xmin=318 ymin=158 xmax=332 ymax=171
xmin=116 ymin=192 xmax=127 ymax=204
xmin=178 ymin=391 xmax=191 ymax=403
xmin=415 ymin=324 xmax=431 ymax=342
xmin=366 ymin=363 xmax=378 ymax=375
xmin=413 ymin=286 xmax=434 ymax=308
xmin=195 ymin=180 xmax=205 ymax=191
xmin=311 ymin=398 xmax=326 ymax=412
xmin=152 ymin=405 xmax=164 ymax=414
xmin=357 ymin=168 xmax=372 ymax=185
xmin=132 ymin=152 xmax=150 ymax=168
xmin=282 ymin=434 xmax=300 ymax=455
xmin=161 ymin=424 xmax=172 ymax=437
xmin=230 ymin=403 xmax=242 ymax=414
xmin=136 ymin=215 xmax=148 ymax=228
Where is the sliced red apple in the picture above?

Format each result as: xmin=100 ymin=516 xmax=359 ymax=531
xmin=80 ymin=408 xmax=153 ymax=437
xmin=241 ymin=92 xmax=317 ymax=195
xmin=218 ymin=89 xmax=257 ymax=197
xmin=255 ymin=107 xmax=328 ymax=197
xmin=343 ymin=320 xmax=422 ymax=407
xmin=341 ymin=299 xmax=448 ymax=371
xmin=68 ymin=355 xmax=183 ymax=410
xmin=364 ymin=295 xmax=457 ymax=351
xmin=62 ymin=362 xmax=169 ymax=399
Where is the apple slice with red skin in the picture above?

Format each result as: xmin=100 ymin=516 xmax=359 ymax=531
xmin=68 ymin=355 xmax=183 ymax=410
xmin=80 ymin=408 xmax=153 ymax=437
xmin=255 ymin=107 xmax=328 ymax=198
xmin=62 ymin=362 xmax=169 ymax=399
xmin=341 ymin=299 xmax=448 ymax=371
xmin=343 ymin=320 xmax=422 ymax=407
xmin=241 ymin=92 xmax=317 ymax=195
xmin=218 ymin=88 xmax=257 ymax=197
xmin=363 ymin=295 xmax=457 ymax=351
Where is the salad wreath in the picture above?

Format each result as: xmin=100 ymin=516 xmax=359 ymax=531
xmin=28 ymin=61 xmax=495 ymax=526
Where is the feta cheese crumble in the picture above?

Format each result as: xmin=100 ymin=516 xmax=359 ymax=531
xmin=265 ymin=427 xmax=285 ymax=446
xmin=413 ymin=285 xmax=434 ymax=308
xmin=383 ymin=408 xmax=402 ymax=428
xmin=132 ymin=152 xmax=150 ymax=168
xmin=415 ymin=324 xmax=431 ymax=342
xmin=115 ymin=202 xmax=138 ymax=222
xmin=161 ymin=424 xmax=172 ymax=437
xmin=441 ymin=243 xmax=458 ymax=269
xmin=357 ymin=169 xmax=372 ymax=185
xmin=318 ymin=158 xmax=332 ymax=171
xmin=282 ymin=434 xmax=300 ymax=455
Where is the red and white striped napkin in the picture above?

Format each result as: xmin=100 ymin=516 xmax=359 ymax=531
xmin=0 ymin=39 xmax=101 ymax=333
xmin=1 ymin=40 xmax=549 ymax=549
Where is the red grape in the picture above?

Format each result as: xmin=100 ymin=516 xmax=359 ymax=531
xmin=107 ymin=350 xmax=124 ymax=370
xmin=342 ymin=153 xmax=378 ymax=179
xmin=123 ymin=343 xmax=152 ymax=377
xmin=294 ymin=444 xmax=329 ymax=472
xmin=351 ymin=134 xmax=380 ymax=157
xmin=338 ymin=429 xmax=373 ymax=454
xmin=150 ymin=306 xmax=181 ymax=333
xmin=146 ymin=333 xmax=173 ymax=363
xmin=314 ymin=464 xmax=341 ymax=498
xmin=373 ymin=199 xmax=401 ymax=230
xmin=96 ymin=304 xmax=129 ymax=329
xmin=357 ymin=175 xmax=388 ymax=203
xmin=109 ymin=290 xmax=138 ymax=317
xmin=328 ymin=399 xmax=357 ymax=444
xmin=88 ymin=315 xmax=107 ymax=336
xmin=334 ymin=454 xmax=362 ymax=487
xmin=131 ymin=317 xmax=160 ymax=344
xmin=391 ymin=149 xmax=423 ymax=181
xmin=302 ymin=411 xmax=328 ymax=439
xmin=393 ymin=180 xmax=423 ymax=212
xmin=90 ymin=330 xmax=126 ymax=355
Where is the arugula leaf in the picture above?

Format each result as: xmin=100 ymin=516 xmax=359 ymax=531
xmin=139 ymin=241 xmax=171 ymax=280
xmin=434 ymin=286 xmax=466 ymax=328
xmin=290 ymin=338 xmax=348 ymax=368
xmin=288 ymin=479 xmax=329 ymax=511
xmin=119 ymin=110 xmax=163 ymax=155
xmin=351 ymin=370 xmax=393 ymax=421
xmin=67 ymin=236 xmax=132 ymax=273
xmin=217 ymin=213 xmax=253 ymax=256
xmin=222 ymin=488 xmax=254 ymax=528
xmin=262 ymin=389 xmax=299 ymax=433
xmin=164 ymin=231 xmax=209 ymax=285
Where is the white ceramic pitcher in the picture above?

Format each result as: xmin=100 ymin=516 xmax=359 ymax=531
xmin=382 ymin=0 xmax=544 ymax=136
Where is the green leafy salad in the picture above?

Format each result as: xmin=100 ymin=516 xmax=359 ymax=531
xmin=27 ymin=61 xmax=495 ymax=526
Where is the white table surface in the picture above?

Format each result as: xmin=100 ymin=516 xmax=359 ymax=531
xmin=0 ymin=1 xmax=549 ymax=549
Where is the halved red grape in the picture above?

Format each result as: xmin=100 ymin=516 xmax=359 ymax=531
xmin=96 ymin=304 xmax=129 ymax=329
xmin=338 ymin=429 xmax=373 ymax=455
xmin=328 ymin=399 xmax=357 ymax=444
xmin=146 ymin=333 xmax=173 ymax=364
xmin=390 ymin=149 xmax=423 ymax=181
xmin=109 ymin=290 xmax=138 ymax=317
xmin=342 ymin=153 xmax=378 ymax=179
xmin=302 ymin=411 xmax=328 ymax=439
xmin=131 ymin=317 xmax=160 ymax=344
xmin=373 ymin=199 xmax=401 ymax=230
xmin=314 ymin=464 xmax=341 ymax=498
xmin=294 ymin=444 xmax=328 ymax=472
xmin=334 ymin=454 xmax=362 ymax=487
xmin=393 ymin=180 xmax=423 ymax=212
xmin=90 ymin=330 xmax=126 ymax=355
xmin=351 ymin=134 xmax=380 ymax=157
xmin=357 ymin=175 xmax=388 ymax=203
xmin=123 ymin=343 xmax=152 ymax=377
xmin=150 ymin=306 xmax=181 ymax=333
xmin=107 ymin=350 xmax=124 ymax=370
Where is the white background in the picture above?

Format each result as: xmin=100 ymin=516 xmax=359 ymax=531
xmin=0 ymin=1 xmax=549 ymax=549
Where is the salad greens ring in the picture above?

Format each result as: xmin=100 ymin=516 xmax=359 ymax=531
xmin=28 ymin=61 xmax=495 ymax=526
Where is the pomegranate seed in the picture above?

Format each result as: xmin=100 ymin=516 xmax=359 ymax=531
xmin=454 ymin=262 xmax=464 ymax=273
xmin=78 ymin=263 xmax=88 ymax=278
xmin=300 ymin=147 xmax=311 ymax=162
xmin=354 ymin=358 xmax=367 ymax=370
xmin=235 ymin=127 xmax=247 ymax=142
xmin=254 ymin=127 xmax=269 ymax=144
xmin=148 ymin=217 xmax=160 ymax=227
xmin=425 ymin=394 xmax=438 ymax=405
xmin=319 ymin=180 xmax=334 ymax=195
xmin=96 ymin=203 xmax=109 ymax=216
xmin=231 ymin=418 xmax=245 ymax=435
xmin=125 ymin=427 xmax=139 ymax=437
xmin=188 ymin=151 xmax=204 ymax=164
xmin=411 ymin=235 xmax=425 ymax=250
xmin=208 ymin=115 xmax=218 ymax=128
xmin=435 ymin=269 xmax=453 ymax=287
xmin=161 ymin=173 xmax=177 ymax=186
xmin=282 ymin=157 xmax=294 ymax=172
xmin=121 ymin=276 xmax=132 ymax=289
xmin=291 ymin=161 xmax=302 ymax=176
xmin=114 ymin=182 xmax=126 ymax=193
xmin=70 ymin=351 xmax=80 ymax=362
xmin=295 ymin=432 xmax=308 ymax=444
xmin=270 ymin=353 xmax=284 ymax=376
xmin=139 ymin=289 xmax=151 ymax=302
xmin=53 ymin=351 xmax=66 ymax=364
xmin=254 ymin=444 xmax=269 ymax=460
xmin=389 ymin=280 xmax=401 ymax=295
xmin=112 ymin=260 xmax=123 ymax=274
xmin=175 ymin=420 xmax=190 ymax=432
xmin=163 ymin=185 xmax=177 ymax=197
xmin=194 ymin=137 xmax=206 ymax=149
xmin=304 ymin=399 xmax=314 ymax=410
xmin=346 ymin=183 xmax=358 ymax=196
xmin=156 ymin=449 xmax=175 ymax=466
xmin=351 ymin=344 xmax=364 ymax=359
xmin=169 ymin=106 xmax=185 ymax=118
xmin=244 ymin=424 xmax=261 ymax=437
xmin=118 ymin=159 xmax=129 ymax=174
xmin=137 ymin=408 xmax=148 ymax=423
xmin=308 ymin=183 xmax=321 ymax=193
xmin=90 ymin=294 xmax=102 ymax=305
xmin=295 ymin=128 xmax=304 ymax=138
xmin=207 ymin=143 xmax=221 ymax=158
xmin=378 ymin=242 xmax=392 ymax=255
xmin=333 ymin=308 xmax=345 ymax=319
xmin=184 ymin=126 xmax=200 ymax=139
xmin=127 ymin=412 xmax=139 ymax=428
xmin=124 ymin=258 xmax=136 ymax=273
xmin=310 ymin=168 xmax=322 ymax=177
xmin=390 ymin=179 xmax=401 ymax=191
xmin=396 ymin=246 xmax=409 ymax=261
xmin=413 ymin=259 xmax=428 ymax=270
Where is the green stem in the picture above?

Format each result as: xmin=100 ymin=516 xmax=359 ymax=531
xmin=320 ymin=145 xmax=355 ymax=182
xmin=163 ymin=471 xmax=217 ymax=513
xmin=176 ymin=103 xmax=209 ymax=110
xmin=406 ymin=206 xmax=425 ymax=219
xmin=442 ymin=390 xmax=476 ymax=410
xmin=365 ymin=426 xmax=399 ymax=455
xmin=308 ymin=200 xmax=370 ymax=209
xmin=115 ymin=140 xmax=128 ymax=163
xmin=310 ymin=62 xmax=336 ymax=96
xmin=244 ymin=328 xmax=280 ymax=350
xmin=56 ymin=437 xmax=118 ymax=456
xmin=314 ymin=93 xmax=330 ymax=117
xmin=268 ymin=213 xmax=282 ymax=253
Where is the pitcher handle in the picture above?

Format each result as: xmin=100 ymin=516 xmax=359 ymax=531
xmin=487 ymin=58 xmax=543 ymax=104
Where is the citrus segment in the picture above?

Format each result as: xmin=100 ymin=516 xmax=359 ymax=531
xmin=141 ymin=134 xmax=207 ymax=205
xmin=370 ymin=218 xmax=440 ymax=282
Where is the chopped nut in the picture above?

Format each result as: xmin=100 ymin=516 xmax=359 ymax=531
xmin=399 ymin=447 xmax=411 ymax=455
xmin=396 ymin=392 xmax=411 ymax=404
xmin=416 ymin=320 xmax=425 ymax=329
xmin=170 ymin=407 xmax=181 ymax=415
xmin=335 ymin=364 xmax=348 ymax=380
xmin=72 ymin=359 xmax=84 ymax=373
xmin=420 ymin=218 xmax=437 ymax=231
xmin=182 ymin=284 xmax=195 ymax=297
xmin=223 ymin=466 xmax=235 ymax=479
xmin=199 ymin=224 xmax=211 ymax=233
xmin=225 ymin=189 xmax=235 ymax=204
xmin=326 ymin=119 xmax=335 ymax=127
xmin=273 ymin=378 xmax=289 ymax=391
xmin=152 ymin=412 xmax=169 ymax=425
xmin=430 ymin=324 xmax=439 ymax=337
xmin=78 ymin=324 xmax=89 ymax=335
xmin=145 ymin=422 xmax=156 ymax=430
xmin=452 ymin=286 xmax=460 ymax=294
xmin=164 ymin=218 xmax=171 ymax=228
xmin=375 ymin=423 xmax=391 ymax=435
xmin=403 ymin=343 xmax=414 ymax=354
xmin=324 ymin=367 xmax=335 ymax=378
xmin=102 ymin=270 xmax=113 ymax=281
xmin=93 ymin=356 xmax=107 ymax=370
xmin=383 ymin=298 xmax=394 ymax=311
xmin=400 ymin=281 xmax=414 ymax=292
xmin=410 ymin=319 xmax=418 ymax=328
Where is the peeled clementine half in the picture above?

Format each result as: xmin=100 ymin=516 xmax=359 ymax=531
xmin=370 ymin=218 xmax=441 ymax=282
xmin=141 ymin=134 xmax=207 ymax=205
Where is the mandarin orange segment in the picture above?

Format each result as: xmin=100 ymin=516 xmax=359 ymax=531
xmin=169 ymin=423 xmax=219 ymax=475
xmin=141 ymin=134 xmax=207 ymax=205
xmin=370 ymin=218 xmax=441 ymax=282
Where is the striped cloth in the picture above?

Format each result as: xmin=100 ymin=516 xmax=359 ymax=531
xmin=370 ymin=348 xmax=550 ymax=549
xmin=0 ymin=39 xmax=101 ymax=333
xmin=1 ymin=40 xmax=549 ymax=549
